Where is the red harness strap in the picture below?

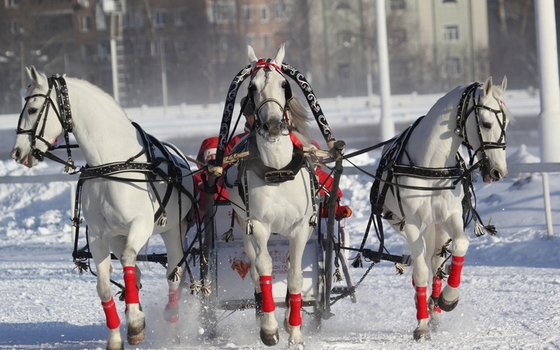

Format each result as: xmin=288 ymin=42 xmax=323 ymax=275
xmin=251 ymin=59 xmax=282 ymax=77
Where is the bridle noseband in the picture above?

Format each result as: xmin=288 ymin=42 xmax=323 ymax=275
xmin=454 ymin=83 xmax=507 ymax=168
xmin=17 ymin=75 xmax=76 ymax=171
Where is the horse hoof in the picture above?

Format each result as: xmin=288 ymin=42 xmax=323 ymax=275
xmin=260 ymin=328 xmax=279 ymax=346
xmin=127 ymin=320 xmax=146 ymax=345
xmin=413 ymin=327 xmax=431 ymax=341
xmin=127 ymin=330 xmax=145 ymax=345
xmin=164 ymin=305 xmax=179 ymax=323
xmin=438 ymin=295 xmax=459 ymax=312
xmin=288 ymin=339 xmax=305 ymax=350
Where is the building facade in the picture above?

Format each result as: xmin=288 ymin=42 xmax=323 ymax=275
xmin=0 ymin=0 xmax=489 ymax=114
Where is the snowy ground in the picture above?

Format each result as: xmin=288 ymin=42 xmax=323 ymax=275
xmin=0 ymin=140 xmax=559 ymax=349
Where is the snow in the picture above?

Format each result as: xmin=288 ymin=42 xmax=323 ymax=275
xmin=1 ymin=93 xmax=560 ymax=349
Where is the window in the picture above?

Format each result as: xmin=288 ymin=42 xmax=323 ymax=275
xmin=98 ymin=40 xmax=111 ymax=58
xmin=272 ymin=1 xmax=293 ymax=21
xmin=10 ymin=20 xmax=23 ymax=34
xmin=337 ymin=30 xmax=355 ymax=48
xmin=243 ymin=5 xmax=253 ymax=22
xmin=338 ymin=63 xmax=351 ymax=79
xmin=335 ymin=1 xmax=351 ymax=10
xmin=5 ymin=0 xmax=20 ymax=8
xmin=443 ymin=25 xmax=459 ymax=41
xmin=209 ymin=1 xmax=236 ymax=23
xmin=260 ymin=5 xmax=269 ymax=22
xmin=175 ymin=9 xmax=187 ymax=26
xmin=82 ymin=43 xmax=96 ymax=58
xmin=123 ymin=9 xmax=144 ymax=28
xmin=261 ymin=33 xmax=270 ymax=51
xmin=444 ymin=57 xmax=461 ymax=76
xmin=80 ymin=15 xmax=92 ymax=32
xmin=246 ymin=33 xmax=255 ymax=48
xmin=390 ymin=0 xmax=406 ymax=11
xmin=390 ymin=28 xmax=407 ymax=45
xmin=153 ymin=9 xmax=166 ymax=27
xmin=35 ymin=15 xmax=73 ymax=33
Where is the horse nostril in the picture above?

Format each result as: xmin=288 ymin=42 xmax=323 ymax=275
xmin=491 ymin=169 xmax=502 ymax=181
xmin=11 ymin=148 xmax=20 ymax=160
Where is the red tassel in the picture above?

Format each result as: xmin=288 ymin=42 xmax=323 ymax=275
xmin=289 ymin=293 xmax=302 ymax=326
xmin=259 ymin=276 xmax=275 ymax=313
xmin=447 ymin=256 xmax=465 ymax=288
xmin=123 ymin=266 xmax=139 ymax=304
xmin=415 ymin=286 xmax=429 ymax=320
xmin=102 ymin=298 xmax=120 ymax=330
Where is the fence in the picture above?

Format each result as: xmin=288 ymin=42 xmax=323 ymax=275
xmin=1 ymin=162 xmax=558 ymax=237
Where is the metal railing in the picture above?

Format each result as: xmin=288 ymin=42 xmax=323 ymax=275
xmin=1 ymin=162 xmax=558 ymax=237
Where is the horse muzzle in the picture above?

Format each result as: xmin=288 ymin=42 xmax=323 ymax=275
xmin=11 ymin=147 xmax=38 ymax=168
xmin=481 ymin=166 xmax=508 ymax=183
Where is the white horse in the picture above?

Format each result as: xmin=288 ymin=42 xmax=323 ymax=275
xmin=11 ymin=67 xmax=194 ymax=350
xmin=226 ymin=45 xmax=317 ymax=348
xmin=370 ymin=77 xmax=509 ymax=340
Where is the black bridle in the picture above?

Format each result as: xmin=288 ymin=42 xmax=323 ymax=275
xmin=16 ymin=75 xmax=76 ymax=172
xmin=455 ymin=82 xmax=508 ymax=170
xmin=247 ymin=58 xmax=293 ymax=140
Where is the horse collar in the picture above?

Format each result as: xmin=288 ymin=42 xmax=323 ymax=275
xmin=245 ymin=135 xmax=305 ymax=183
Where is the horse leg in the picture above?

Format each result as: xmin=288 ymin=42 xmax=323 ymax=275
xmin=404 ymin=224 xmax=431 ymax=341
xmin=89 ymin=235 xmax=124 ymax=350
xmin=439 ymin=214 xmax=469 ymax=312
xmin=283 ymin=231 xmax=309 ymax=348
xmin=244 ymin=237 xmax=266 ymax=323
xmin=120 ymin=222 xmax=154 ymax=346
xmin=427 ymin=225 xmax=447 ymax=330
xmin=160 ymin=226 xmax=186 ymax=344
xmin=246 ymin=220 xmax=279 ymax=346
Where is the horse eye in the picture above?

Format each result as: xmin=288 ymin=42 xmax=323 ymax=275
xmin=28 ymin=107 xmax=38 ymax=115
xmin=482 ymin=121 xmax=492 ymax=129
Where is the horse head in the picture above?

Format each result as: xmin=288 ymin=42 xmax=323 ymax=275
xmin=247 ymin=44 xmax=291 ymax=140
xmin=11 ymin=66 xmax=68 ymax=168
xmin=462 ymin=76 xmax=509 ymax=183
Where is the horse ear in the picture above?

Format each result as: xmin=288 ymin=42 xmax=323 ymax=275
xmin=26 ymin=66 xmax=47 ymax=87
xmin=248 ymin=45 xmax=258 ymax=65
xmin=500 ymin=76 xmax=507 ymax=92
xmin=483 ymin=76 xmax=493 ymax=96
xmin=273 ymin=43 xmax=285 ymax=65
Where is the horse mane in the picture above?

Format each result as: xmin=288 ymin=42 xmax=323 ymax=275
xmin=287 ymin=96 xmax=311 ymax=144
xmin=70 ymin=78 xmax=127 ymax=117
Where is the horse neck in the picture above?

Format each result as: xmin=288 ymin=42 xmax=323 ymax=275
xmin=256 ymin=133 xmax=294 ymax=169
xmin=405 ymin=99 xmax=463 ymax=168
xmin=66 ymin=79 xmax=144 ymax=166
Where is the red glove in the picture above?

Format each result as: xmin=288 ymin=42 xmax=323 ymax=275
xmin=335 ymin=205 xmax=352 ymax=220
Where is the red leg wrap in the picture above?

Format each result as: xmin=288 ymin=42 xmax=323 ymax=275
xmin=259 ymin=276 xmax=275 ymax=313
xmin=288 ymin=293 xmax=302 ymax=327
xmin=123 ymin=266 xmax=139 ymax=304
xmin=168 ymin=288 xmax=179 ymax=308
xmin=102 ymin=298 xmax=120 ymax=330
xmin=431 ymin=276 xmax=442 ymax=299
xmin=447 ymin=256 xmax=465 ymax=288
xmin=415 ymin=286 xmax=429 ymax=320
